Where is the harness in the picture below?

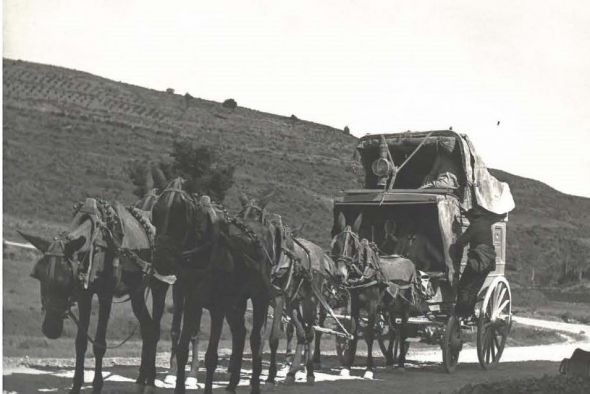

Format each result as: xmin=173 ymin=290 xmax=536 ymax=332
xmin=54 ymin=199 xmax=156 ymax=349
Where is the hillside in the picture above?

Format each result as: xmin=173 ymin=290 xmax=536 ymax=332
xmin=3 ymin=58 xmax=590 ymax=288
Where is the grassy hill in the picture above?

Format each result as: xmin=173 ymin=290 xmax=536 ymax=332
xmin=3 ymin=59 xmax=590 ymax=344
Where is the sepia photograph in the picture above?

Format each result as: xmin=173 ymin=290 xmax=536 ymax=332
xmin=2 ymin=1 xmax=590 ymax=393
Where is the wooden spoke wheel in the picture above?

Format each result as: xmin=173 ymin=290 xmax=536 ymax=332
xmin=477 ymin=277 xmax=512 ymax=369
xmin=335 ymin=318 xmax=357 ymax=366
xmin=442 ymin=315 xmax=462 ymax=373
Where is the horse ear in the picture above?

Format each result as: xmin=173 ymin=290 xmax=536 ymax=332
xmin=239 ymin=193 xmax=249 ymax=208
xmin=258 ymin=189 xmax=275 ymax=209
xmin=352 ymin=212 xmax=363 ymax=234
xmin=17 ymin=231 xmax=50 ymax=253
xmin=336 ymin=212 xmax=346 ymax=233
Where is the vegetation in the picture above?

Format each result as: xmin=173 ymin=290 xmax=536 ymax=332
xmin=222 ymin=98 xmax=237 ymax=110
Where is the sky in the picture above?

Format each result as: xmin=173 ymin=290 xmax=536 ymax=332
xmin=3 ymin=0 xmax=590 ymax=197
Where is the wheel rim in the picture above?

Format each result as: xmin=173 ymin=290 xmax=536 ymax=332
xmin=477 ymin=280 xmax=511 ymax=369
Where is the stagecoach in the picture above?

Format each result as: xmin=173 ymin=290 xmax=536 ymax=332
xmin=331 ymin=130 xmax=515 ymax=372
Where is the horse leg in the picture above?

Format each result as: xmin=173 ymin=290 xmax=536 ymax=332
xmin=267 ymin=295 xmax=284 ymax=384
xmin=203 ymin=307 xmax=224 ymax=394
xmin=302 ymin=294 xmax=317 ymax=384
xmin=91 ymin=294 xmax=113 ymax=393
xmin=285 ymin=306 xmax=306 ymax=384
xmin=145 ymin=280 xmax=168 ymax=393
xmin=341 ymin=297 xmax=359 ymax=377
xmin=398 ymin=308 xmax=410 ymax=369
xmin=130 ymin=283 xmax=153 ymax=392
xmin=285 ymin=320 xmax=295 ymax=366
xmin=385 ymin=312 xmax=396 ymax=366
xmin=188 ymin=307 xmax=202 ymax=384
xmin=70 ymin=294 xmax=92 ymax=394
xmin=225 ymin=297 xmax=247 ymax=393
xmin=174 ymin=292 xmax=198 ymax=394
xmin=169 ymin=282 xmax=184 ymax=380
xmin=363 ymin=299 xmax=377 ymax=379
xmin=249 ymin=296 xmax=269 ymax=394
xmin=313 ymin=305 xmax=326 ymax=369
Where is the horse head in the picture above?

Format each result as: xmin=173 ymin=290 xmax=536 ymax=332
xmin=152 ymin=177 xmax=196 ymax=276
xmin=18 ymin=199 xmax=111 ymax=339
xmin=330 ymin=212 xmax=363 ymax=283
xmin=238 ymin=189 xmax=275 ymax=223
xmin=134 ymin=188 xmax=159 ymax=212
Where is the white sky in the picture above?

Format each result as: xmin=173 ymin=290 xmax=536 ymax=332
xmin=3 ymin=0 xmax=590 ymax=197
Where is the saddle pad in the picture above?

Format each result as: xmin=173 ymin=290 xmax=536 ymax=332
xmin=294 ymin=238 xmax=335 ymax=277
xmin=114 ymin=202 xmax=153 ymax=250
xmin=379 ymin=255 xmax=417 ymax=285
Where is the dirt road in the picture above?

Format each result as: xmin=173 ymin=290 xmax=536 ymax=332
xmin=3 ymin=317 xmax=589 ymax=394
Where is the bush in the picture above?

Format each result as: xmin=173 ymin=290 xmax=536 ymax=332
xmin=343 ymin=126 xmax=350 ymax=134
xmin=222 ymin=98 xmax=237 ymax=110
xmin=166 ymin=88 xmax=175 ymax=94
xmin=513 ymin=288 xmax=548 ymax=313
xmin=290 ymin=114 xmax=298 ymax=121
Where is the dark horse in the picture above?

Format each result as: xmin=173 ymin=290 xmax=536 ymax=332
xmin=331 ymin=212 xmax=415 ymax=378
xmin=135 ymin=184 xmax=201 ymax=387
xmin=152 ymin=179 xmax=277 ymax=394
xmin=20 ymin=198 xmax=167 ymax=394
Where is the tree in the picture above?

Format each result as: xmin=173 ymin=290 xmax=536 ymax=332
xmin=127 ymin=140 xmax=235 ymax=202
xmin=222 ymin=98 xmax=237 ymax=110
xmin=169 ymin=140 xmax=235 ymax=201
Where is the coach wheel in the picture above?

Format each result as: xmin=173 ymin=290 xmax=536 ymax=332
xmin=442 ymin=315 xmax=462 ymax=373
xmin=477 ymin=278 xmax=512 ymax=369
xmin=335 ymin=318 xmax=357 ymax=366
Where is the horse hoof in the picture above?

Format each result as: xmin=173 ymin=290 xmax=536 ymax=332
xmin=185 ymin=377 xmax=198 ymax=389
xmin=135 ymin=383 xmax=145 ymax=394
xmin=340 ymin=368 xmax=350 ymax=377
xmin=363 ymin=370 xmax=374 ymax=379
xmin=164 ymin=374 xmax=177 ymax=385
xmin=306 ymin=375 xmax=315 ymax=385
xmin=143 ymin=385 xmax=156 ymax=394
xmin=250 ymin=387 xmax=261 ymax=394
xmin=284 ymin=374 xmax=296 ymax=385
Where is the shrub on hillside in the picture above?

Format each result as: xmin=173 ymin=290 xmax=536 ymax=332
xmin=343 ymin=126 xmax=350 ymax=134
xmin=222 ymin=98 xmax=237 ymax=110
xmin=169 ymin=140 xmax=235 ymax=202
xmin=512 ymin=288 xmax=548 ymax=313
xmin=166 ymin=88 xmax=175 ymax=94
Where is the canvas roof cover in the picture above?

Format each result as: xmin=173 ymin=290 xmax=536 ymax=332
xmin=355 ymin=130 xmax=515 ymax=215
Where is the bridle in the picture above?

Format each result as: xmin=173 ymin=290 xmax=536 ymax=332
xmin=240 ymin=201 xmax=266 ymax=224
xmin=331 ymin=227 xmax=364 ymax=278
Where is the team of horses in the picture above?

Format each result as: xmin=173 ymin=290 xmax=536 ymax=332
xmin=20 ymin=177 xmax=422 ymax=394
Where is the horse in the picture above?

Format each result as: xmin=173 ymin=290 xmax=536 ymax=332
xmin=134 ymin=183 xmax=201 ymax=387
xmin=267 ymin=226 xmax=340 ymax=385
xmin=152 ymin=179 xmax=277 ymax=394
xmin=330 ymin=212 xmax=416 ymax=378
xmin=19 ymin=198 xmax=167 ymax=394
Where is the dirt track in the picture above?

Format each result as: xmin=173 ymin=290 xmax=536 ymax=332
xmin=3 ymin=317 xmax=589 ymax=394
